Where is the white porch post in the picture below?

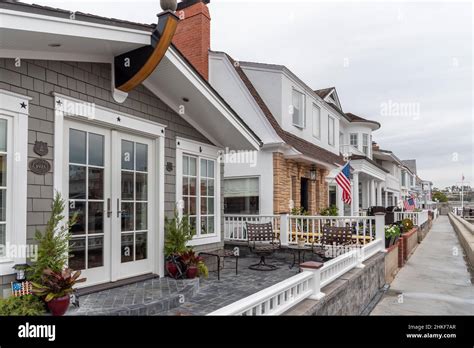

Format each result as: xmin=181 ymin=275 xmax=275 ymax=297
xmin=370 ymin=179 xmax=376 ymax=207
xmin=377 ymin=182 xmax=383 ymax=206
xmin=337 ymin=185 xmax=344 ymax=217
xmin=361 ymin=181 xmax=368 ymax=209
xmin=385 ymin=189 xmax=389 ymax=207
xmin=280 ymin=213 xmax=289 ymax=246
xmin=352 ymin=172 xmax=359 ymax=216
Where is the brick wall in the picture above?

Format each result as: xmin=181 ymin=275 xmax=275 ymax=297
xmin=173 ymin=1 xmax=211 ymax=80
xmin=0 ymin=58 xmax=223 ymax=255
xmin=272 ymin=152 xmax=329 ymax=215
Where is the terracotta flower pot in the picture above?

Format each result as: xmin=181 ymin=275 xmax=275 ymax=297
xmin=47 ymin=295 xmax=70 ymax=316
xmin=166 ymin=261 xmax=178 ymax=278
xmin=186 ymin=266 xmax=198 ymax=279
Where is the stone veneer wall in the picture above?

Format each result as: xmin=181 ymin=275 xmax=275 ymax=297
xmin=272 ymin=152 xmax=329 ymax=215
xmin=0 ymin=58 xmax=225 ymax=279
xmin=285 ymin=252 xmax=386 ymax=315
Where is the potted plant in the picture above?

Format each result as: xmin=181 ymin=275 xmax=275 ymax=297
xmin=32 ymin=268 xmax=86 ymax=316
xmin=180 ymin=250 xmax=208 ymax=279
xmin=401 ymin=218 xmax=414 ymax=233
xmin=384 ymin=224 xmax=401 ymax=248
xmin=164 ymin=210 xmax=195 ymax=278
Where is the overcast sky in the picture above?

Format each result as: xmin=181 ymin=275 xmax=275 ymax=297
xmin=32 ymin=0 xmax=473 ymax=189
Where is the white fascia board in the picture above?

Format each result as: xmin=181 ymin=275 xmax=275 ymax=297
xmin=351 ymin=159 xmax=386 ymax=181
xmin=211 ymin=52 xmax=282 ymax=144
xmin=165 ymin=48 xmax=261 ymax=151
xmin=0 ymin=9 xmax=150 ymax=44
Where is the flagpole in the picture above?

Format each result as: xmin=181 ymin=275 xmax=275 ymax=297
xmin=461 ymin=174 xmax=464 ymax=215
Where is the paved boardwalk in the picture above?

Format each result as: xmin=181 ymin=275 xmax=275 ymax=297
xmin=371 ymin=216 xmax=474 ymax=315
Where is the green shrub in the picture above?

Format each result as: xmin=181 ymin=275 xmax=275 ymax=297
xmin=321 ymin=205 xmax=339 ymax=216
xmin=164 ymin=210 xmax=195 ymax=258
xmin=28 ymin=192 xmax=77 ymax=282
xmin=0 ymin=295 xmax=45 ymax=316
xmin=385 ymin=225 xmax=401 ymax=239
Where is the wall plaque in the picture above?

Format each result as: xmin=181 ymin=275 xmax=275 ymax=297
xmin=29 ymin=159 xmax=51 ymax=175
xmin=33 ymin=141 xmax=48 ymax=156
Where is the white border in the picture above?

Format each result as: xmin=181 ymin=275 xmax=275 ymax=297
xmin=53 ymin=95 xmax=167 ymax=278
xmin=175 ymin=137 xmax=222 ymax=246
xmin=0 ymin=89 xmax=30 ymax=275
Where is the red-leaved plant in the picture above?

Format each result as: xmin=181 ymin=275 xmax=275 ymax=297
xmin=32 ymin=268 xmax=86 ymax=302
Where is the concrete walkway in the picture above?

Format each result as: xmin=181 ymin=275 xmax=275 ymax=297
xmin=371 ymin=216 xmax=474 ymax=315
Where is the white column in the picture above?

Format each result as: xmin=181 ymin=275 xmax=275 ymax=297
xmin=337 ymin=185 xmax=344 ymax=217
xmin=385 ymin=189 xmax=389 ymax=207
xmin=377 ymin=182 xmax=383 ymax=206
xmin=352 ymin=172 xmax=359 ymax=216
xmin=361 ymin=181 xmax=367 ymax=209
xmin=370 ymin=179 xmax=376 ymax=207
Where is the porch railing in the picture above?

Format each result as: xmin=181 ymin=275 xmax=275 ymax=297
xmin=209 ymin=229 xmax=385 ymax=316
xmin=224 ymin=214 xmax=379 ymax=246
xmin=223 ymin=215 xmax=280 ymax=241
xmin=394 ymin=210 xmax=429 ymax=226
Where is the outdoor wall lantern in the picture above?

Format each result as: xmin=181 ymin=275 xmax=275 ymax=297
xmin=13 ymin=264 xmax=29 ymax=281
xmin=310 ymin=167 xmax=317 ymax=181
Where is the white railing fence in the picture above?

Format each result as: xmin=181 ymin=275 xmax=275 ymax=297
xmin=223 ymin=215 xmax=280 ymax=241
xmin=224 ymin=213 xmax=384 ymax=247
xmin=394 ymin=210 xmax=429 ymax=226
xmin=286 ymin=215 xmax=375 ymax=246
xmin=208 ymin=236 xmax=385 ymax=316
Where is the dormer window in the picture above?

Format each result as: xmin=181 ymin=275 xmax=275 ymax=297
xmin=291 ymin=89 xmax=305 ymax=128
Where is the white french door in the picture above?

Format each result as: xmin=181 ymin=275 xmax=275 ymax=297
xmin=111 ymin=132 xmax=154 ymax=280
xmin=64 ymin=120 xmax=155 ymax=286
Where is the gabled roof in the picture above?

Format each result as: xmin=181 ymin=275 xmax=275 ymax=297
xmin=402 ymin=160 xmax=417 ymax=174
xmin=0 ymin=0 xmax=262 ymax=150
xmin=225 ymin=55 xmax=344 ymax=166
xmin=314 ymin=87 xmax=334 ymax=99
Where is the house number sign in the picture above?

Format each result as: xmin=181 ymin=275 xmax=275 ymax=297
xmin=29 ymin=141 xmax=50 ymax=175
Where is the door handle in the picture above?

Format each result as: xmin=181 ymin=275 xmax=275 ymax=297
xmin=117 ymin=198 xmax=126 ymax=217
xmin=106 ymin=198 xmax=112 ymax=218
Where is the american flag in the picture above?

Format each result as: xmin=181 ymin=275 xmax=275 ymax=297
xmin=403 ymin=195 xmax=415 ymax=211
xmin=335 ymin=162 xmax=352 ymax=204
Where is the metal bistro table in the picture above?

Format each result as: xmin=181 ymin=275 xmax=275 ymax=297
xmin=198 ymin=249 xmax=239 ymax=281
xmin=287 ymin=245 xmax=312 ymax=271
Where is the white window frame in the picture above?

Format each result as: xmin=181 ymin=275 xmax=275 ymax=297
xmin=0 ymin=90 xmax=30 ymax=275
xmin=328 ymin=116 xmax=335 ymax=146
xmin=291 ymin=88 xmax=305 ymax=128
xmin=312 ymin=103 xmax=321 ymax=139
xmin=362 ymin=133 xmax=369 ymax=156
xmin=176 ymin=137 xmax=221 ymax=246
xmin=350 ymin=133 xmax=358 ymax=148
xmin=224 ymin=176 xmax=260 ymax=215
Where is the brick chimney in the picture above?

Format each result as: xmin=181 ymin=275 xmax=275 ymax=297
xmin=173 ymin=0 xmax=211 ymax=80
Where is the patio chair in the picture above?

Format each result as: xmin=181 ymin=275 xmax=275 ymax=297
xmin=312 ymin=225 xmax=354 ymax=260
xmin=246 ymin=222 xmax=281 ymax=271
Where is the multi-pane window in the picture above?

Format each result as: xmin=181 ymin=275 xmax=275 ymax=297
xmin=292 ymin=89 xmax=305 ymax=128
xmin=0 ymin=119 xmax=7 ymax=257
xmin=200 ymin=159 xmax=215 ymax=235
xmin=312 ymin=104 xmax=321 ymax=138
xmin=120 ymin=140 xmax=148 ymax=263
xmin=182 ymin=155 xmax=197 ymax=231
xmin=362 ymin=134 xmax=369 ymax=156
xmin=182 ymin=155 xmax=216 ymax=236
xmin=68 ymin=129 xmax=105 ymax=270
xmin=328 ymin=116 xmax=335 ymax=146
xmin=350 ymin=133 xmax=358 ymax=147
